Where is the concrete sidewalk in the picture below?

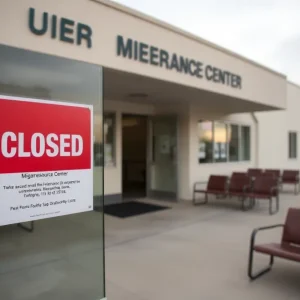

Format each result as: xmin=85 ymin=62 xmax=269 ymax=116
xmin=105 ymin=195 xmax=300 ymax=300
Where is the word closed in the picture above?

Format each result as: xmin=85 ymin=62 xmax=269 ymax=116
xmin=0 ymin=96 xmax=92 ymax=174
xmin=0 ymin=132 xmax=83 ymax=158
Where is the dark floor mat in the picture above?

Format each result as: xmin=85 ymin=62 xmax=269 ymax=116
xmin=104 ymin=201 xmax=170 ymax=218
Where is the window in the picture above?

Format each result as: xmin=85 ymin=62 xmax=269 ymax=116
xmin=198 ymin=121 xmax=251 ymax=163
xmin=198 ymin=121 xmax=213 ymax=163
xmin=229 ymin=124 xmax=239 ymax=162
xmin=241 ymin=126 xmax=251 ymax=161
xmin=104 ymin=113 xmax=116 ymax=165
xmin=289 ymin=131 xmax=297 ymax=159
xmin=214 ymin=122 xmax=228 ymax=163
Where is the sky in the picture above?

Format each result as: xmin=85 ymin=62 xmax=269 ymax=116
xmin=112 ymin=0 xmax=300 ymax=84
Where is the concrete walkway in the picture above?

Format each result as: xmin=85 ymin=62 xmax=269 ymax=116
xmin=105 ymin=194 xmax=300 ymax=300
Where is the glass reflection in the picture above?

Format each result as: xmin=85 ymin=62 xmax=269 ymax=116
xmin=198 ymin=121 xmax=213 ymax=163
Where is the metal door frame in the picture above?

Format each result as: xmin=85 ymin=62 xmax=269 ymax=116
xmin=147 ymin=114 xmax=179 ymax=202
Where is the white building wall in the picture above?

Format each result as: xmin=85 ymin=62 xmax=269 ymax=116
xmin=256 ymin=82 xmax=300 ymax=169
xmin=0 ymin=0 xmax=287 ymax=110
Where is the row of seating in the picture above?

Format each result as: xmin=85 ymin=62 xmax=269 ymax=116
xmin=193 ymin=173 xmax=280 ymax=214
xmin=192 ymin=170 xmax=300 ymax=280
xmin=247 ymin=168 xmax=300 ymax=194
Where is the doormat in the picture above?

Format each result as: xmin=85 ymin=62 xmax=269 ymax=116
xmin=104 ymin=201 xmax=170 ymax=218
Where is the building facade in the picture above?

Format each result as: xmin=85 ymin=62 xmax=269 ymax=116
xmin=1 ymin=0 xmax=300 ymax=299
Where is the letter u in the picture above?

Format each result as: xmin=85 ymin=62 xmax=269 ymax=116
xmin=29 ymin=8 xmax=48 ymax=36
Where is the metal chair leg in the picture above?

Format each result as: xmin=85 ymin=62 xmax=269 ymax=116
xmin=269 ymin=198 xmax=273 ymax=215
xmin=248 ymin=249 xmax=274 ymax=280
xmin=250 ymin=197 xmax=256 ymax=209
xmin=242 ymin=197 xmax=252 ymax=211
xmin=193 ymin=192 xmax=208 ymax=205
xmin=269 ymin=197 xmax=279 ymax=215
xmin=248 ymin=233 xmax=274 ymax=280
xmin=241 ymin=197 xmax=245 ymax=211
xmin=295 ymin=183 xmax=300 ymax=195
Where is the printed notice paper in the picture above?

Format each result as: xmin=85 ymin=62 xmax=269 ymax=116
xmin=0 ymin=95 xmax=93 ymax=226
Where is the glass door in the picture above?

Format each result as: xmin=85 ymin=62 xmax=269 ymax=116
xmin=0 ymin=45 xmax=105 ymax=300
xmin=148 ymin=116 xmax=178 ymax=200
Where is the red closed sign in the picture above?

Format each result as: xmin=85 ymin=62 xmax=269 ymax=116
xmin=0 ymin=96 xmax=92 ymax=174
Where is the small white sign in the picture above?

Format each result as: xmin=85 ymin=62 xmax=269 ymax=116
xmin=160 ymin=135 xmax=171 ymax=154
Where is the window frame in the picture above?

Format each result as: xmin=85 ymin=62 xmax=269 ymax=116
xmin=198 ymin=120 xmax=251 ymax=164
xmin=228 ymin=123 xmax=240 ymax=162
xmin=240 ymin=125 xmax=251 ymax=162
xmin=288 ymin=131 xmax=297 ymax=159
xmin=103 ymin=111 xmax=117 ymax=167
xmin=198 ymin=120 xmax=214 ymax=164
xmin=213 ymin=121 xmax=229 ymax=163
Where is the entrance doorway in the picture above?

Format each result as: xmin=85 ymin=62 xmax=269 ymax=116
xmin=149 ymin=116 xmax=178 ymax=200
xmin=122 ymin=114 xmax=148 ymax=199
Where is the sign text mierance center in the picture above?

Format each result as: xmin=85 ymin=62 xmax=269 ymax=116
xmin=117 ymin=35 xmax=242 ymax=89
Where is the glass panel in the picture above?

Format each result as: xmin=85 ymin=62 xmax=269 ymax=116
xmin=289 ymin=132 xmax=293 ymax=158
xmin=241 ymin=126 xmax=251 ymax=161
xmin=289 ymin=132 xmax=297 ymax=159
xmin=104 ymin=113 xmax=116 ymax=166
xmin=94 ymin=114 xmax=103 ymax=167
xmin=229 ymin=124 xmax=239 ymax=162
xmin=214 ymin=122 xmax=228 ymax=163
xmin=150 ymin=116 xmax=177 ymax=198
xmin=294 ymin=133 xmax=297 ymax=158
xmin=198 ymin=121 xmax=213 ymax=163
xmin=94 ymin=113 xmax=116 ymax=167
xmin=289 ymin=132 xmax=292 ymax=158
xmin=0 ymin=45 xmax=105 ymax=300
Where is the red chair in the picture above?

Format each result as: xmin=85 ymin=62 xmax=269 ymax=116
xmin=247 ymin=168 xmax=263 ymax=178
xmin=227 ymin=174 xmax=251 ymax=210
xmin=264 ymin=169 xmax=281 ymax=179
xmin=264 ymin=169 xmax=281 ymax=186
xmin=231 ymin=172 xmax=248 ymax=177
xmin=246 ymin=175 xmax=279 ymax=215
xmin=193 ymin=175 xmax=228 ymax=205
xmin=281 ymin=170 xmax=300 ymax=194
xmin=248 ymin=208 xmax=300 ymax=280
xmin=260 ymin=171 xmax=280 ymax=183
